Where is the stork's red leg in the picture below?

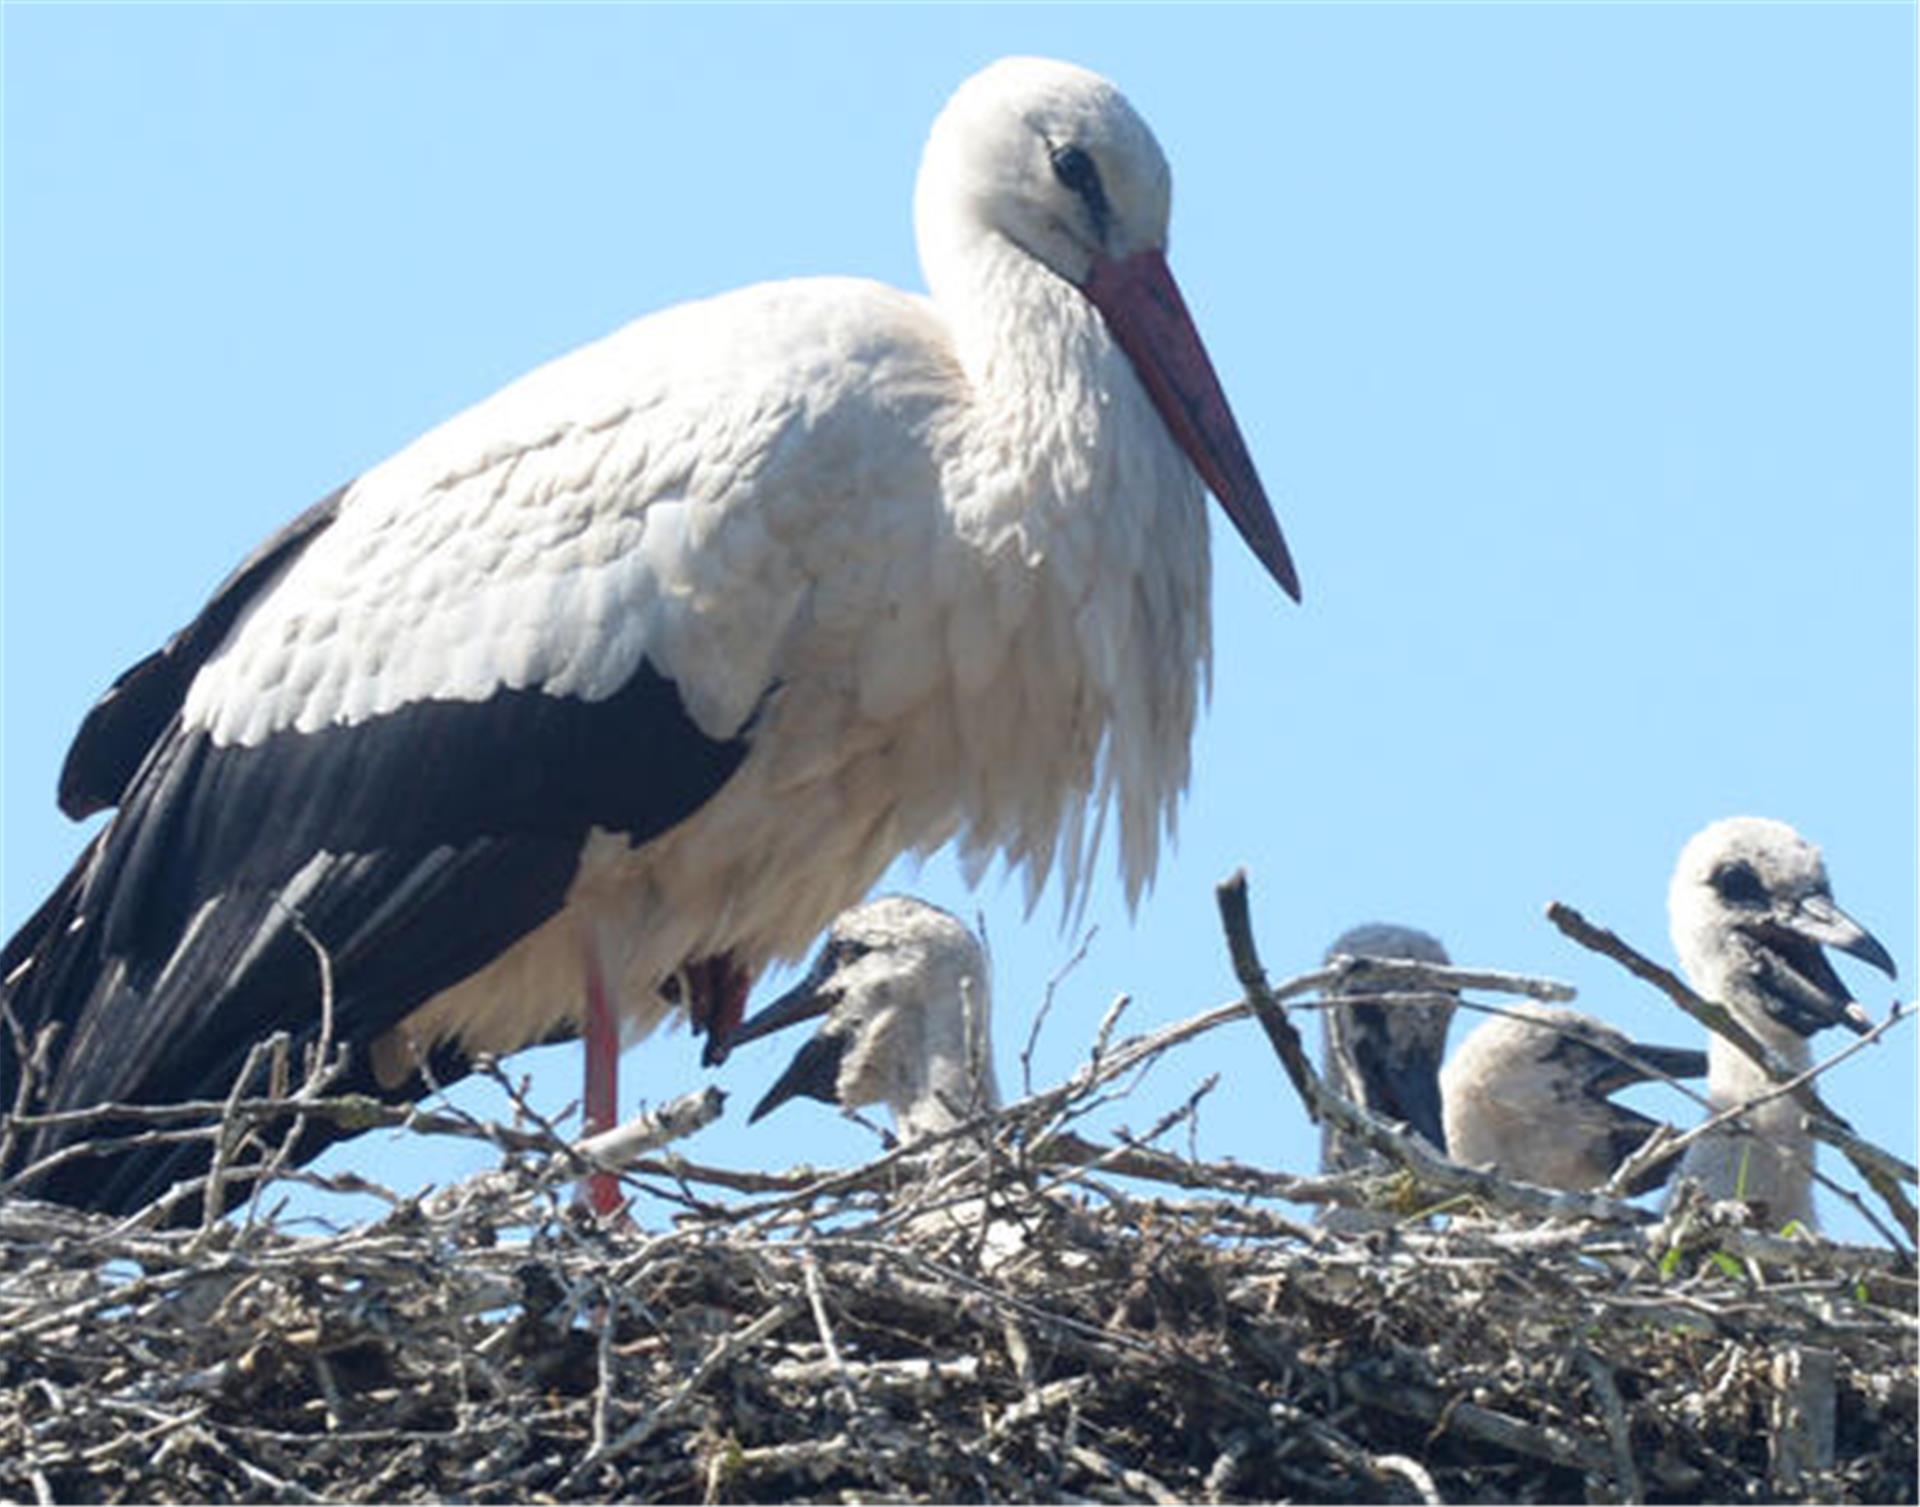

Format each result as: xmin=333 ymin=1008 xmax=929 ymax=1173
xmin=581 ymin=946 xmax=625 ymax=1216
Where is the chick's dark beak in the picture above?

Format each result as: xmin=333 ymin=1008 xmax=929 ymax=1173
xmin=722 ymin=959 xmax=841 ymax=1055
xmin=750 ymin=1030 xmax=849 ymax=1124
xmin=1780 ymin=894 xmax=1898 ymax=981
xmin=1745 ymin=893 xmax=1892 ymax=1038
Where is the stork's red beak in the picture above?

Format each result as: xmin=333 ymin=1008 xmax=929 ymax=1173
xmin=1083 ymin=249 xmax=1301 ymax=603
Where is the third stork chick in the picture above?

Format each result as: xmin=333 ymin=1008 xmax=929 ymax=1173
xmin=1441 ymin=1003 xmax=1707 ymax=1194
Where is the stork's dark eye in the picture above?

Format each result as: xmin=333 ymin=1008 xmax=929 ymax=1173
xmin=1051 ymin=145 xmax=1098 ymax=194
xmin=1710 ymin=862 xmax=1768 ymax=907
xmin=1049 ymin=144 xmax=1111 ymax=239
xmin=823 ymin=936 xmax=873 ymax=970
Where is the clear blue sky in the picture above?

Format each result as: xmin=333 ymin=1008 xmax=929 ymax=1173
xmin=4 ymin=6 xmax=1914 ymax=1241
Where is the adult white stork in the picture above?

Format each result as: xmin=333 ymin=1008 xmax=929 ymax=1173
xmin=731 ymin=896 xmax=999 ymax=1142
xmin=1665 ymin=816 xmax=1895 ymax=1228
xmin=1439 ymin=1003 xmax=1706 ymax=1194
xmin=0 ymin=56 xmax=1296 ymax=1217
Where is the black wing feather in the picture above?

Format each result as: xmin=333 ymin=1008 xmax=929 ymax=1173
xmin=58 ymin=487 xmax=346 ymax=819
xmin=4 ymin=493 xmax=755 ymax=1216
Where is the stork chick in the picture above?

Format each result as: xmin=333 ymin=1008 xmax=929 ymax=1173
xmin=732 ymin=898 xmax=1103 ymax=1276
xmin=1667 ymin=816 xmax=1895 ymax=1229
xmin=1440 ymin=1003 xmax=1707 ymax=1194
xmin=730 ymin=897 xmax=998 ymax=1143
xmin=1319 ymin=923 xmax=1457 ymax=1174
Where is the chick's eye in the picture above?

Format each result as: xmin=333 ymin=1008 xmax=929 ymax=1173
xmin=1710 ymin=862 xmax=1768 ymax=907
xmin=825 ymin=937 xmax=872 ymax=970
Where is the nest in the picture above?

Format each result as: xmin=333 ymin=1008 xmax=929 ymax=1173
xmin=2 ymin=879 xmax=1915 ymax=1505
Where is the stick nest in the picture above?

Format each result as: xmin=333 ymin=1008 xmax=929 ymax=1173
xmin=2 ymin=879 xmax=1914 ymax=1504
xmin=4 ymin=1112 xmax=1914 ymax=1503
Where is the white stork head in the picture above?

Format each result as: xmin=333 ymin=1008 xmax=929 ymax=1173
xmin=917 ymin=56 xmax=1171 ymax=287
xmin=1667 ymin=816 xmax=1894 ymax=1042
xmin=916 ymin=56 xmax=1299 ymax=601
xmin=1440 ymin=1003 xmax=1707 ymax=1194
xmin=728 ymin=897 xmax=998 ymax=1144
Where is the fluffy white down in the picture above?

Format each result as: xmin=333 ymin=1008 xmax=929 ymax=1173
xmin=188 ymin=57 xmax=1216 ymax=1069
xmin=775 ymin=897 xmax=1056 ymax=1272
xmin=811 ymin=897 xmax=1000 ymax=1142
xmin=1667 ymin=817 xmax=1830 ymax=1228
xmin=1442 ymin=1004 xmax=1633 ymax=1193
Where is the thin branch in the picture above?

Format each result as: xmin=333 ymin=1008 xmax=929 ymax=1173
xmin=1607 ymin=1014 xmax=1918 ymax=1206
xmin=552 ymin=1299 xmax=801 ymax=1492
xmin=1218 ymin=871 xmax=1653 ymax=1228
xmin=1214 ymin=868 xmax=1323 ymax=1120
xmin=1021 ymin=923 xmax=1097 ymax=1098
xmin=1548 ymin=901 xmax=1917 ymax=1242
